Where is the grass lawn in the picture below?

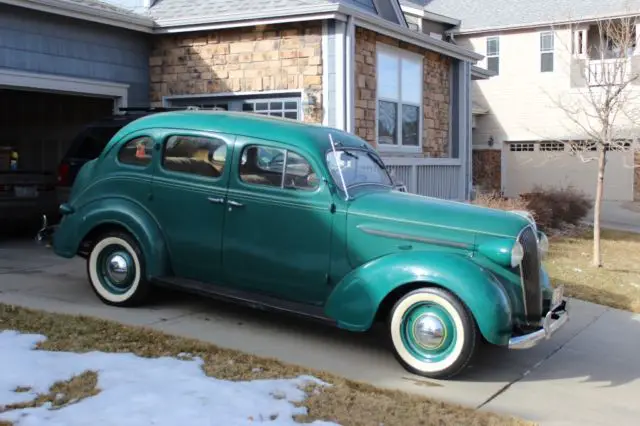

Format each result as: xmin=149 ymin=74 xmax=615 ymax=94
xmin=545 ymin=228 xmax=640 ymax=313
xmin=0 ymin=303 xmax=530 ymax=426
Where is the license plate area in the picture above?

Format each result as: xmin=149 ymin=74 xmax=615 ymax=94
xmin=551 ymin=285 xmax=564 ymax=308
xmin=14 ymin=186 xmax=38 ymax=198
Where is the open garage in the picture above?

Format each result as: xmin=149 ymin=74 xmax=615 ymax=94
xmin=0 ymin=88 xmax=116 ymax=175
xmin=0 ymin=1 xmax=152 ymax=232
xmin=503 ymin=141 xmax=636 ymax=201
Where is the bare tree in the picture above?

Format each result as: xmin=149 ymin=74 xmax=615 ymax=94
xmin=544 ymin=16 xmax=640 ymax=267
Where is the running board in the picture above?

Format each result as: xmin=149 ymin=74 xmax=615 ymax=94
xmin=152 ymin=276 xmax=335 ymax=325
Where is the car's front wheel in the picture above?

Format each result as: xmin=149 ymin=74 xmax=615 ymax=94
xmin=388 ymin=287 xmax=479 ymax=379
xmin=87 ymin=231 xmax=150 ymax=307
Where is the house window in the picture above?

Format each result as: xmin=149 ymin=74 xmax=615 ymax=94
xmin=540 ymin=31 xmax=554 ymax=72
xmin=486 ymin=36 xmax=500 ymax=75
xmin=376 ymin=45 xmax=423 ymax=150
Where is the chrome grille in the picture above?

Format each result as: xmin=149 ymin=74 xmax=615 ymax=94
xmin=517 ymin=225 xmax=542 ymax=323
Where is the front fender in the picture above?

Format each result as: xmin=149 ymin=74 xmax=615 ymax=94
xmin=324 ymin=251 xmax=513 ymax=346
xmin=53 ymin=197 xmax=170 ymax=279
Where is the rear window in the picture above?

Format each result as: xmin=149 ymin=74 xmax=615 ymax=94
xmin=65 ymin=125 xmax=122 ymax=160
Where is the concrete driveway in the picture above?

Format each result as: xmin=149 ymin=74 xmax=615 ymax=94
xmin=1 ymin=239 xmax=639 ymax=426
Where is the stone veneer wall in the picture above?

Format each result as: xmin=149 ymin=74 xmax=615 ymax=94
xmin=148 ymin=23 xmax=323 ymax=123
xmin=354 ymin=27 xmax=451 ymax=156
xmin=472 ymin=149 xmax=502 ymax=192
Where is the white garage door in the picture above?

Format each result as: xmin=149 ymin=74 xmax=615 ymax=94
xmin=503 ymin=141 xmax=635 ymax=201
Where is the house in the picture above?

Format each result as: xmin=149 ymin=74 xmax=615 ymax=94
xmin=423 ymin=0 xmax=640 ymax=202
xmin=0 ymin=0 xmax=489 ymax=206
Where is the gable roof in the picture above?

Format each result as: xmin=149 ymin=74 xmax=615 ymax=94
xmin=424 ymin=0 xmax=640 ymax=34
xmin=148 ymin=0 xmax=406 ymax=28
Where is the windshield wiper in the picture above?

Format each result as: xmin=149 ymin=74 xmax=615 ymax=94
xmin=342 ymin=150 xmax=359 ymax=159
xmin=366 ymin=151 xmax=385 ymax=170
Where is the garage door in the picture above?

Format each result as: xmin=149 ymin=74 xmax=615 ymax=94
xmin=167 ymin=94 xmax=302 ymax=120
xmin=0 ymin=89 xmax=114 ymax=174
xmin=503 ymin=141 xmax=635 ymax=201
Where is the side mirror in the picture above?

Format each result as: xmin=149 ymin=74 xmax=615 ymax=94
xmin=387 ymin=167 xmax=407 ymax=192
xmin=394 ymin=183 xmax=408 ymax=192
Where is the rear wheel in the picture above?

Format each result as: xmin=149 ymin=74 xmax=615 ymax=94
xmin=388 ymin=287 xmax=479 ymax=379
xmin=86 ymin=231 xmax=150 ymax=307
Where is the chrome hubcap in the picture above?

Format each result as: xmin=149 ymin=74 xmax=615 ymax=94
xmin=413 ymin=314 xmax=446 ymax=349
xmin=106 ymin=254 xmax=129 ymax=284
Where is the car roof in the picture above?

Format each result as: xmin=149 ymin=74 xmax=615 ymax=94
xmin=107 ymin=110 xmax=370 ymax=155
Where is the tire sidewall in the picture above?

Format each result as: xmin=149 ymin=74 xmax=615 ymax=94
xmin=389 ymin=288 xmax=476 ymax=378
xmin=88 ymin=233 xmax=144 ymax=305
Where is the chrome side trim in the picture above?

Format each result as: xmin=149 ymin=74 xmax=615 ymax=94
xmin=357 ymin=225 xmax=472 ymax=249
xmin=508 ymin=300 xmax=569 ymax=350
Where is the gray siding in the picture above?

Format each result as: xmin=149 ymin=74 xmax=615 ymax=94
xmin=420 ymin=20 xmax=449 ymax=36
xmin=344 ymin=0 xmax=377 ymax=14
xmin=0 ymin=4 xmax=150 ymax=105
xmin=374 ymin=0 xmax=401 ymax=24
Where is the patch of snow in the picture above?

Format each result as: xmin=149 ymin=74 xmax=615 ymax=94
xmin=0 ymin=330 xmax=338 ymax=426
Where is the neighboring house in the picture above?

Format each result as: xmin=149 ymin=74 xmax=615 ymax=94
xmin=0 ymin=0 xmax=489 ymax=203
xmin=425 ymin=0 xmax=640 ymax=202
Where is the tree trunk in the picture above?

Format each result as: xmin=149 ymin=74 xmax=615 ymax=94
xmin=592 ymin=147 xmax=607 ymax=267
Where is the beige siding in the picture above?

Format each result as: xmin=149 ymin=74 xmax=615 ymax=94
xmin=460 ymin=28 xmax=640 ymax=149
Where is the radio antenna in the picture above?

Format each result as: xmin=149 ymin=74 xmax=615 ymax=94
xmin=329 ymin=133 xmax=349 ymax=201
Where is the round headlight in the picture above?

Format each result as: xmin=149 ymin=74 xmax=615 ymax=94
xmin=511 ymin=241 xmax=524 ymax=267
xmin=538 ymin=232 xmax=549 ymax=259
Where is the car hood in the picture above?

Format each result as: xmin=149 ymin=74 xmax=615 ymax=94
xmin=347 ymin=189 xmax=531 ymax=240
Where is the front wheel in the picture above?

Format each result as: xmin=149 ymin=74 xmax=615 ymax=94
xmin=388 ymin=287 xmax=479 ymax=379
xmin=87 ymin=231 xmax=151 ymax=307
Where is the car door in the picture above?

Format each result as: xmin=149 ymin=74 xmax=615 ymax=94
xmin=149 ymin=130 xmax=234 ymax=283
xmin=221 ymin=136 xmax=335 ymax=306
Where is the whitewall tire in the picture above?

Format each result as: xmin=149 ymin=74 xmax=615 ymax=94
xmin=388 ymin=287 xmax=479 ymax=379
xmin=87 ymin=231 xmax=150 ymax=307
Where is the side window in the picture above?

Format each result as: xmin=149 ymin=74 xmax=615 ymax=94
xmin=162 ymin=135 xmax=227 ymax=178
xmin=284 ymin=151 xmax=319 ymax=191
xmin=118 ymin=136 xmax=154 ymax=166
xmin=239 ymin=145 xmax=319 ymax=191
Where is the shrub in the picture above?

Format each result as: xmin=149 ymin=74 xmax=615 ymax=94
xmin=521 ymin=186 xmax=592 ymax=230
xmin=472 ymin=186 xmax=593 ymax=231
xmin=471 ymin=191 xmax=530 ymax=212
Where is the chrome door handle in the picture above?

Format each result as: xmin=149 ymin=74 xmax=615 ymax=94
xmin=228 ymin=200 xmax=244 ymax=207
xmin=207 ymin=197 xmax=225 ymax=204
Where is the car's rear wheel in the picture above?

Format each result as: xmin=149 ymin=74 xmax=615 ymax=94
xmin=87 ymin=231 xmax=150 ymax=307
xmin=388 ymin=287 xmax=478 ymax=379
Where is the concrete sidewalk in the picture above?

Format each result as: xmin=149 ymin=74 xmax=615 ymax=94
xmin=1 ymin=241 xmax=639 ymax=425
xmin=585 ymin=201 xmax=640 ymax=233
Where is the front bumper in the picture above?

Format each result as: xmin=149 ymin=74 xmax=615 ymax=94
xmin=508 ymin=287 xmax=570 ymax=350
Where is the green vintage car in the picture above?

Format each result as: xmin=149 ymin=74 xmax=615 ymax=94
xmin=39 ymin=110 xmax=569 ymax=379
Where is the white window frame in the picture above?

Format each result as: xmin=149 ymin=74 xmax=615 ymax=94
xmin=540 ymin=31 xmax=554 ymax=72
xmin=486 ymin=36 xmax=500 ymax=75
xmin=375 ymin=43 xmax=424 ymax=154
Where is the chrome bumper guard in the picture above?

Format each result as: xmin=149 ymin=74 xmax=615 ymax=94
xmin=508 ymin=299 xmax=570 ymax=350
xmin=36 ymin=214 xmax=58 ymax=247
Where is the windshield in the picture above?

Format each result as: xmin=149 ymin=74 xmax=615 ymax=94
xmin=325 ymin=148 xmax=393 ymax=190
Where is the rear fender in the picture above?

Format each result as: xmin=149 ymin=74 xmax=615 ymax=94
xmin=53 ymin=197 xmax=170 ymax=279
xmin=324 ymin=251 xmax=513 ymax=345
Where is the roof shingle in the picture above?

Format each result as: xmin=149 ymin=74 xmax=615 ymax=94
xmin=424 ymin=0 xmax=640 ymax=33
xmin=148 ymin=0 xmax=379 ymax=24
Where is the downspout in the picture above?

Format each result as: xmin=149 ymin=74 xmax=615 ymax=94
xmin=344 ymin=14 xmax=355 ymax=133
